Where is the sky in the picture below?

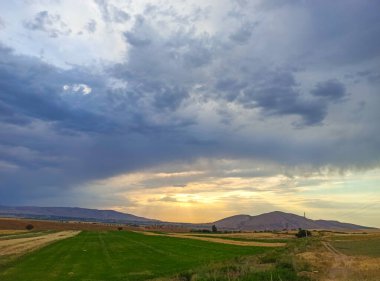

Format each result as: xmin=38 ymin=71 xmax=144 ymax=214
xmin=0 ymin=0 xmax=379 ymax=227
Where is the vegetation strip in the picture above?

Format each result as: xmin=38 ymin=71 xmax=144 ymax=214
xmin=135 ymin=231 xmax=287 ymax=246
xmin=189 ymin=234 xmax=289 ymax=243
xmin=165 ymin=233 xmax=286 ymax=247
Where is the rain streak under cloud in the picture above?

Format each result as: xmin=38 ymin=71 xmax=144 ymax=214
xmin=0 ymin=0 xmax=380 ymax=226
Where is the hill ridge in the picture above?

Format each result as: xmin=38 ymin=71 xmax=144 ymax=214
xmin=0 ymin=205 xmax=157 ymax=223
xmin=213 ymin=210 xmax=375 ymax=231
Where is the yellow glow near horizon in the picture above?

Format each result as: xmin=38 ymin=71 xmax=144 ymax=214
xmin=88 ymin=166 xmax=380 ymax=227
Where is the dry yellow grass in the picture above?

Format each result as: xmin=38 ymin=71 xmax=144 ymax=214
xmin=185 ymin=231 xmax=295 ymax=239
xmin=0 ymin=230 xmax=28 ymax=235
xmin=298 ymin=250 xmax=380 ymax=281
xmin=136 ymin=231 xmax=286 ymax=247
xmin=168 ymin=233 xmax=286 ymax=247
xmin=295 ymin=232 xmax=380 ymax=281
xmin=0 ymin=230 xmax=80 ymax=256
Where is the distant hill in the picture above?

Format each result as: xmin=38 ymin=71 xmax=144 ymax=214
xmin=0 ymin=206 xmax=157 ymax=224
xmin=213 ymin=211 xmax=375 ymax=231
xmin=0 ymin=207 xmax=375 ymax=230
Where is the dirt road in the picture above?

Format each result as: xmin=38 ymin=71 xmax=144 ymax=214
xmin=322 ymin=241 xmax=343 ymax=256
xmin=321 ymin=241 xmax=353 ymax=281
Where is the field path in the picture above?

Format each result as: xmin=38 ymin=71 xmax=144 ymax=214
xmin=321 ymin=241 xmax=354 ymax=281
xmin=322 ymin=241 xmax=343 ymax=256
xmin=0 ymin=231 xmax=80 ymax=256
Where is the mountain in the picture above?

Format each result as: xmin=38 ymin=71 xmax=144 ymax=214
xmin=0 ymin=206 xmax=157 ymax=224
xmin=213 ymin=211 xmax=374 ymax=231
xmin=0 ymin=207 xmax=375 ymax=230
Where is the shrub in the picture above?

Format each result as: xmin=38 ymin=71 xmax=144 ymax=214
xmin=212 ymin=225 xmax=217 ymax=233
xmin=295 ymin=228 xmax=312 ymax=238
xmin=25 ymin=224 xmax=34 ymax=230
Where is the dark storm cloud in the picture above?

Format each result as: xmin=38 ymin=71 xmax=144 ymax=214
xmin=229 ymin=22 xmax=257 ymax=44
xmin=152 ymin=84 xmax=189 ymax=111
xmin=182 ymin=41 xmax=213 ymax=68
xmin=111 ymin=18 xmax=201 ymax=112
xmin=311 ymin=80 xmax=346 ymax=102
xmin=214 ymin=70 xmax=329 ymax=126
xmin=308 ymin=1 xmax=380 ymax=64
xmin=1 ymin=0 xmax=380 ymax=206
xmin=123 ymin=16 xmax=152 ymax=47
xmin=110 ymin=1 xmax=376 ymax=128
xmin=124 ymin=31 xmax=151 ymax=47
xmin=23 ymin=11 xmax=71 ymax=37
xmin=245 ymin=87 xmax=327 ymax=127
xmin=356 ymin=70 xmax=380 ymax=84
xmin=312 ymin=1 xmax=379 ymax=64
xmin=0 ymin=46 xmax=114 ymax=133
xmin=241 ymin=71 xmax=328 ymax=126
xmin=0 ymin=44 xmax=201 ymax=203
xmin=215 ymin=78 xmax=247 ymax=102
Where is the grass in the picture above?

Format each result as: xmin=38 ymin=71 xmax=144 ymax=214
xmin=331 ymin=238 xmax=380 ymax=257
xmin=154 ymin=260 xmax=301 ymax=281
xmin=0 ymin=231 xmax=272 ymax=281
xmin=152 ymin=237 xmax=315 ymax=281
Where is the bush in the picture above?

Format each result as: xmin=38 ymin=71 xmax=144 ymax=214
xmin=295 ymin=228 xmax=312 ymax=238
xmin=25 ymin=224 xmax=34 ymax=230
xmin=212 ymin=225 xmax=217 ymax=233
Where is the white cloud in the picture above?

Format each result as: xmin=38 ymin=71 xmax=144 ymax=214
xmin=63 ymin=83 xmax=92 ymax=95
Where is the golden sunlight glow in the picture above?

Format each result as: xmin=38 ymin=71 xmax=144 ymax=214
xmin=88 ymin=165 xmax=380 ymax=226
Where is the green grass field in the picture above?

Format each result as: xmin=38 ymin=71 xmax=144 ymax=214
xmin=331 ymin=238 xmax=380 ymax=257
xmin=0 ymin=231 xmax=271 ymax=281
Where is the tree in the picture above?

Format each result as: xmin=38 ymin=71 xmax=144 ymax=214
xmin=25 ymin=224 xmax=34 ymax=231
xmin=295 ymin=228 xmax=312 ymax=238
xmin=212 ymin=225 xmax=217 ymax=233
